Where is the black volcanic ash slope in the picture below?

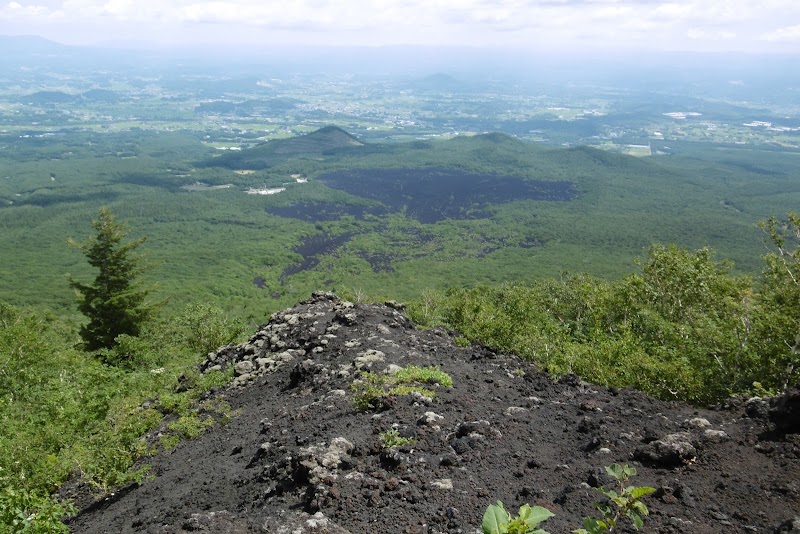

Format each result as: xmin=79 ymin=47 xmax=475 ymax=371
xmin=69 ymin=293 xmax=800 ymax=533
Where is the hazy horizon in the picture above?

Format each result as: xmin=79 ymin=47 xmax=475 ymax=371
xmin=1 ymin=0 xmax=799 ymax=57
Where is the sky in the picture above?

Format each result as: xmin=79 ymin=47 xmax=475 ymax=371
xmin=1 ymin=0 xmax=799 ymax=54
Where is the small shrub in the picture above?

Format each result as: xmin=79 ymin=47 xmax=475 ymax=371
xmin=99 ymin=333 xmax=162 ymax=369
xmin=379 ymin=429 xmax=416 ymax=449
xmin=167 ymin=413 xmax=215 ymax=441
xmin=387 ymin=384 xmax=437 ymax=398
xmin=351 ymin=380 xmax=387 ymax=411
xmin=158 ymin=434 xmax=181 ymax=451
xmin=574 ymin=464 xmax=655 ymax=533
xmin=168 ymin=303 xmax=244 ymax=355
xmin=482 ymin=501 xmax=554 ymax=534
xmin=157 ymin=391 xmax=193 ymax=414
xmin=454 ymin=336 xmax=471 ymax=347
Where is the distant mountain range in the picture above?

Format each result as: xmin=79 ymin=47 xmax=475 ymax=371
xmin=0 ymin=34 xmax=74 ymax=55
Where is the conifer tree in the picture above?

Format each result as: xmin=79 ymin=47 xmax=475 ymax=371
xmin=69 ymin=207 xmax=154 ymax=353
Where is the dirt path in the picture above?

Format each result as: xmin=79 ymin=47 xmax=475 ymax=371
xmin=67 ymin=293 xmax=800 ymax=533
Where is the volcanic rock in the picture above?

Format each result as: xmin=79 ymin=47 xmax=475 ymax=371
xmin=67 ymin=292 xmax=800 ymax=533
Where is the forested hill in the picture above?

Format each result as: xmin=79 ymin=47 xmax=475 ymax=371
xmin=205 ymin=125 xmax=366 ymax=169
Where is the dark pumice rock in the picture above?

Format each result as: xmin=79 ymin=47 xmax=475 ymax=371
xmin=770 ymin=385 xmax=800 ymax=433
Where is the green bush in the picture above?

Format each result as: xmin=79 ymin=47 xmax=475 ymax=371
xmin=754 ymin=212 xmax=800 ymax=391
xmin=0 ymin=296 xmax=237 ymax=529
xmin=416 ymin=237 xmax=796 ymax=404
xmin=379 ymin=429 xmax=416 ymax=449
xmin=0 ymin=480 xmax=76 ymax=534
xmin=574 ymin=464 xmax=655 ymax=533
xmin=167 ymin=303 xmax=245 ymax=355
xmin=482 ymin=501 xmax=553 ymax=534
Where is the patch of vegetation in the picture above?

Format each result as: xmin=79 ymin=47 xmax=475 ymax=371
xmin=483 ymin=501 xmax=554 ymax=534
xmin=482 ymin=464 xmax=653 ymax=534
xmin=757 ymin=211 xmax=800 ymax=391
xmin=351 ymin=365 xmax=452 ymax=411
xmin=575 ymin=464 xmax=655 ymax=533
xmin=0 ymin=300 xmax=239 ymax=530
xmin=169 ymin=303 xmax=246 ymax=355
xmin=392 ymin=365 xmax=453 ymax=387
xmin=378 ymin=429 xmax=416 ymax=449
xmin=453 ymin=336 xmax=471 ymax=347
xmin=157 ymin=374 xmax=237 ymax=451
xmin=411 ymin=225 xmax=800 ymax=404
xmin=0 ymin=483 xmax=77 ymax=534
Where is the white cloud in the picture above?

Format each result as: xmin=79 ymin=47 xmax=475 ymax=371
xmin=2 ymin=0 xmax=49 ymax=16
xmin=653 ymin=2 xmax=694 ymax=19
xmin=761 ymin=24 xmax=800 ymax=42
xmin=687 ymin=28 xmax=736 ymax=40
xmin=102 ymin=0 xmax=134 ymax=17
xmin=0 ymin=0 xmax=798 ymax=52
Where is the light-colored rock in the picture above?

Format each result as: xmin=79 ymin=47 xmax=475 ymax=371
xmin=686 ymin=417 xmax=711 ymax=429
xmin=255 ymin=357 xmax=274 ymax=368
xmin=418 ymin=411 xmax=444 ymax=425
xmin=263 ymin=511 xmax=352 ymax=533
xmin=429 ymin=479 xmax=453 ymax=490
xmin=703 ymin=429 xmax=728 ymax=441
xmin=377 ymin=324 xmax=392 ymax=335
xmin=232 ymin=374 xmax=251 ymax=387
xmin=320 ymin=437 xmax=354 ymax=468
xmin=384 ymin=364 xmax=404 ymax=375
xmin=234 ymin=360 xmax=254 ymax=376
xmin=354 ymin=349 xmax=385 ymax=370
xmin=634 ymin=432 xmax=696 ymax=467
xmin=276 ymin=351 xmax=295 ymax=362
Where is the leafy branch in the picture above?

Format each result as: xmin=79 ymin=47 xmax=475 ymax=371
xmin=574 ymin=464 xmax=655 ymax=533
xmin=483 ymin=501 xmax=554 ymax=534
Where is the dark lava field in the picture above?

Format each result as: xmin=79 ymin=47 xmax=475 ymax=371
xmin=318 ymin=168 xmax=576 ymax=224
